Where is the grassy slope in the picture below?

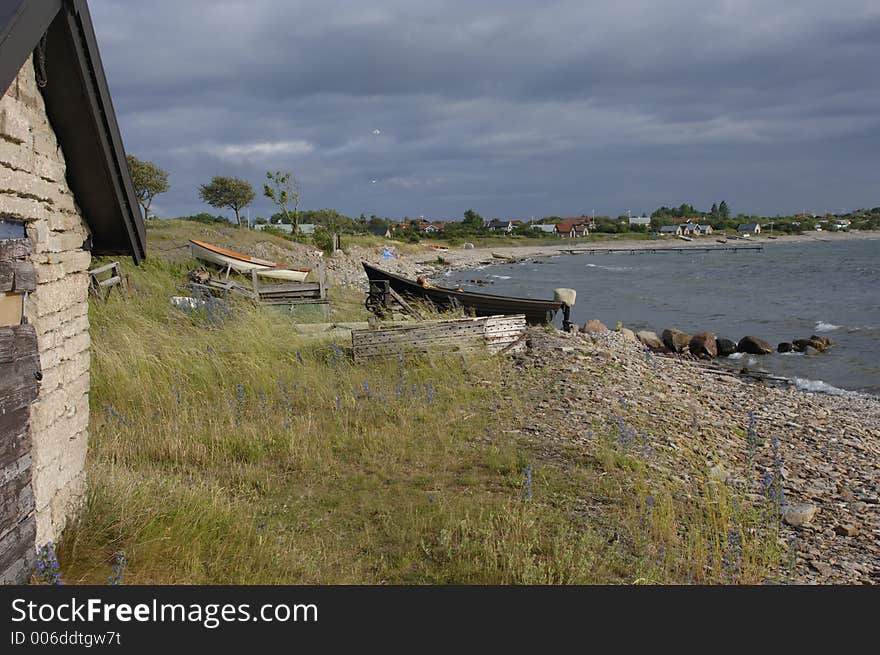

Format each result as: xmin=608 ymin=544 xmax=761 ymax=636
xmin=55 ymin=220 xmax=781 ymax=584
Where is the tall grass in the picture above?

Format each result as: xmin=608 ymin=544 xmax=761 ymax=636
xmin=56 ymin=247 xmax=782 ymax=584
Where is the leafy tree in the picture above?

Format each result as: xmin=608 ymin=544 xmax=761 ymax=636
xmin=199 ymin=176 xmax=255 ymax=227
xmin=710 ymin=203 xmax=718 ymax=216
xmin=719 ymin=200 xmax=730 ymax=219
xmin=127 ymin=155 xmax=169 ymax=220
xmin=263 ymin=170 xmax=302 ymax=232
xmin=462 ymin=209 xmax=484 ymax=229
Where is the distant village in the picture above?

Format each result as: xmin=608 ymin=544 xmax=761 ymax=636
xmin=241 ymin=205 xmax=878 ymax=241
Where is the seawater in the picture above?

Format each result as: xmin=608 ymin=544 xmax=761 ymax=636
xmin=444 ymin=238 xmax=880 ymax=396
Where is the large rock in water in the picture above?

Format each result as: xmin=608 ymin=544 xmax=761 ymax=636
xmin=777 ymin=342 xmax=793 ymax=353
xmin=716 ymin=338 xmax=737 ymax=357
xmin=581 ymin=319 xmax=608 ymax=334
xmin=689 ymin=332 xmax=718 ymax=359
xmin=662 ymin=328 xmax=691 ymax=353
xmin=737 ymin=335 xmax=773 ymax=355
xmin=637 ymin=330 xmax=666 ymax=352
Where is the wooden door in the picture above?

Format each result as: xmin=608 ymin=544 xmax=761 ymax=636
xmin=0 ymin=237 xmax=40 ymax=584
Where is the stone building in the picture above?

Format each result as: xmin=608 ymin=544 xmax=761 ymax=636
xmin=0 ymin=0 xmax=145 ymax=583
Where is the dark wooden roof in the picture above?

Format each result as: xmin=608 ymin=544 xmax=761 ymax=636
xmin=0 ymin=0 xmax=145 ymax=262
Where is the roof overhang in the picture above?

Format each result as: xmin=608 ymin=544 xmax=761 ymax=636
xmin=0 ymin=0 xmax=145 ymax=263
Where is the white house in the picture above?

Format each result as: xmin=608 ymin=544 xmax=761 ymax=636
xmin=628 ymin=216 xmax=651 ymax=226
xmin=659 ymin=225 xmax=682 ymax=236
xmin=737 ymin=223 xmax=762 ymax=235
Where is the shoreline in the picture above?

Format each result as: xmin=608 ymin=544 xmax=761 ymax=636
xmin=410 ymin=229 xmax=880 ymax=272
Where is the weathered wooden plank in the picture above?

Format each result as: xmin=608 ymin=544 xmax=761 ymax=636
xmin=0 ymin=239 xmax=30 ymax=260
xmin=0 ymin=326 xmax=40 ymax=413
xmin=0 ymin=406 xmax=30 ymax=472
xmin=97 ymin=275 xmax=122 ymax=287
xmin=88 ymin=262 xmax=118 ymax=276
xmin=0 ymin=324 xmax=38 ymax=363
xmin=0 ymin=513 xmax=36 ymax=584
xmin=0 ymin=455 xmax=33 ymax=537
xmin=0 ymin=260 xmax=35 ymax=293
xmin=352 ymin=314 xmax=526 ymax=361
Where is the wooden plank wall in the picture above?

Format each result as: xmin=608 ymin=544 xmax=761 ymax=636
xmin=0 ymin=238 xmax=40 ymax=584
xmin=351 ymin=314 xmax=526 ymax=361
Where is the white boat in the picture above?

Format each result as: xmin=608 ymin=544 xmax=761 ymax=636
xmin=678 ymin=235 xmax=694 ymax=242
xmin=189 ymin=240 xmax=311 ymax=282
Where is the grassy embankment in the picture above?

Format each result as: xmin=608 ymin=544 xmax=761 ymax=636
xmin=56 ymin=222 xmax=783 ymax=584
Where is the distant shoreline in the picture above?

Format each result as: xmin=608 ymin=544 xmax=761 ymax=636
xmin=416 ymin=228 xmax=880 ymax=272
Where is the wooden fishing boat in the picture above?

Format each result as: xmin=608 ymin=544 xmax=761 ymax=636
xmin=716 ymin=238 xmax=728 ymax=244
xmin=189 ymin=239 xmax=311 ymax=282
xmin=363 ymin=262 xmax=563 ymax=324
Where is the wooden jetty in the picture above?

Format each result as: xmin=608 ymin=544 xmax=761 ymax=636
xmin=561 ymin=245 xmax=763 ymax=255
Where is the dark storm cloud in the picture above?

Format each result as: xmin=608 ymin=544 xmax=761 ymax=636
xmin=89 ymin=0 xmax=880 ymax=219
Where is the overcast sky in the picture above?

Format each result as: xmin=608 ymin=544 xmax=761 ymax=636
xmin=89 ymin=0 xmax=880 ymax=220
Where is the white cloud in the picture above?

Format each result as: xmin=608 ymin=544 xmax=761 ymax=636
xmin=176 ymin=140 xmax=314 ymax=160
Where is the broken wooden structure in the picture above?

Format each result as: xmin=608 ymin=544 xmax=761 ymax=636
xmin=186 ymin=262 xmax=328 ymax=312
xmin=351 ymin=314 xmax=527 ymax=361
xmin=88 ymin=261 xmax=126 ymax=298
xmin=250 ymin=262 xmax=327 ymax=306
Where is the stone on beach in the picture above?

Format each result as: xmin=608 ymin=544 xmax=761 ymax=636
xmin=737 ymin=335 xmax=773 ymax=355
xmin=618 ymin=327 xmax=637 ymax=342
xmin=778 ymin=342 xmax=793 ymax=353
xmin=781 ymin=503 xmax=819 ymax=527
xmin=636 ymin=330 xmax=666 ymax=352
xmin=689 ymin=332 xmax=718 ymax=359
xmin=662 ymin=328 xmax=691 ymax=353
xmin=716 ymin=337 xmax=737 ymax=357
xmin=581 ymin=319 xmax=608 ymax=334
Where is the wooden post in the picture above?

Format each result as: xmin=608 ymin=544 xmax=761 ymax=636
xmin=318 ymin=261 xmax=326 ymax=300
xmin=251 ymin=269 xmax=260 ymax=300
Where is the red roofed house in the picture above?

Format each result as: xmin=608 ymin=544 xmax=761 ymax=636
xmin=555 ymin=217 xmax=590 ymax=238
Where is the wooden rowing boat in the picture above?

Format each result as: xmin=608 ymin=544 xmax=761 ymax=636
xmin=363 ymin=262 xmax=562 ymax=325
xmin=189 ymin=240 xmax=311 ymax=282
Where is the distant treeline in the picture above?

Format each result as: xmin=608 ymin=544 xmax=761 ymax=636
xmin=168 ymin=204 xmax=880 ymax=239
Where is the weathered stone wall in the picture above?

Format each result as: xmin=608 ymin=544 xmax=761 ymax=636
xmin=1 ymin=58 xmax=92 ymax=547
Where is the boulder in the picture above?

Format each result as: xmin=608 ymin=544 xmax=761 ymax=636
xmin=689 ymin=332 xmax=717 ymax=359
xmin=737 ymin=335 xmax=773 ymax=355
xmin=661 ymin=328 xmax=691 ymax=353
xmin=810 ymin=334 xmax=833 ymax=347
xmin=793 ymin=337 xmax=828 ymax=353
xmin=619 ymin=327 xmax=637 ymax=342
xmin=636 ymin=330 xmax=665 ymax=352
xmin=581 ymin=319 xmax=608 ymax=334
xmin=781 ymin=503 xmax=818 ymax=527
xmin=803 ymin=345 xmax=821 ymax=356
xmin=777 ymin=342 xmax=793 ymax=353
xmin=716 ymin=338 xmax=737 ymax=357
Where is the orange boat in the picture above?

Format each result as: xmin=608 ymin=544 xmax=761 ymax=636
xmin=189 ymin=240 xmax=311 ymax=282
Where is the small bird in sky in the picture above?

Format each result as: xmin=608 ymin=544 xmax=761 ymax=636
xmin=372 ymin=128 xmax=381 ymax=135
